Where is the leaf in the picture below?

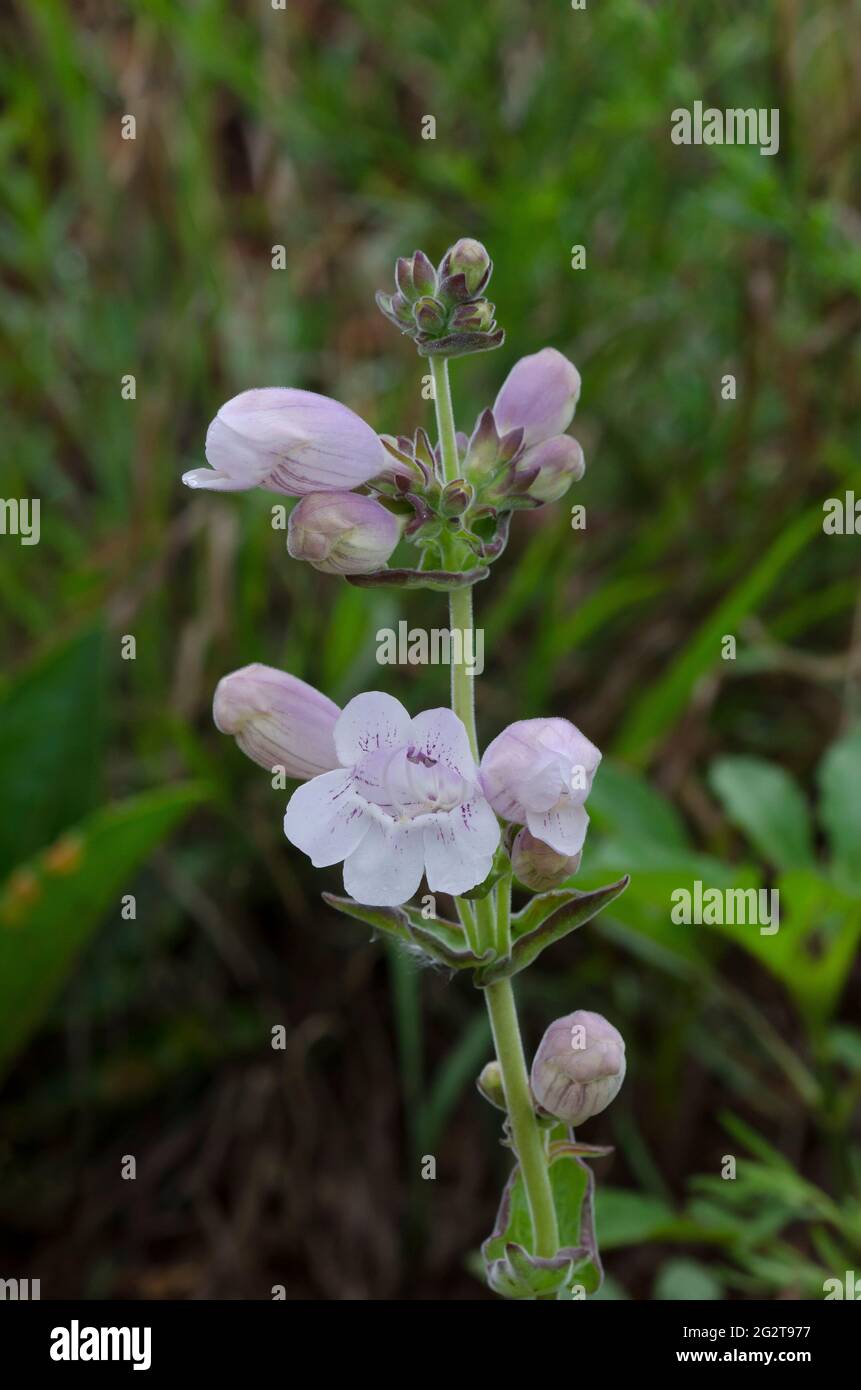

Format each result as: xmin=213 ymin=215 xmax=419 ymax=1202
xmin=588 ymin=758 xmax=691 ymax=850
xmin=614 ymin=507 xmax=823 ymax=766
xmin=0 ymin=784 xmax=205 ymax=1082
xmin=346 ymin=566 xmax=489 ymax=592
xmin=701 ymin=868 xmax=861 ymax=1025
xmin=321 ymin=894 xmax=413 ymax=946
xmin=709 ymin=756 xmax=814 ymax=870
xmin=476 ymin=876 xmax=630 ymax=985
xmin=594 ymin=1189 xmax=679 ymax=1249
xmin=654 ymin=1258 xmax=723 ymax=1301
xmin=482 ymin=1149 xmax=603 ymax=1300
xmin=817 ymin=725 xmax=861 ymax=889
xmin=0 ymin=629 xmax=107 ymax=876
xmin=324 ymin=894 xmax=492 ymax=970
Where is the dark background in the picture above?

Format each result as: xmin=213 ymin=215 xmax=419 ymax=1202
xmin=1 ymin=0 xmax=860 ymax=1300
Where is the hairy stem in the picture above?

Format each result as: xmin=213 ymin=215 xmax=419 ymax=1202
xmin=432 ymin=353 xmax=559 ymax=1261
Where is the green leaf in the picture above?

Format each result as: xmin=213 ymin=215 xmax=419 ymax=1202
xmin=0 ymin=629 xmax=107 ymax=876
xmin=477 ymin=876 xmax=630 ymax=985
xmin=817 ymin=725 xmax=861 ymax=889
xmin=595 ymin=1188 xmax=678 ymax=1249
xmin=614 ymin=507 xmax=823 ymax=766
xmin=588 ymin=759 xmax=691 ymax=849
xmin=654 ymin=1258 xmax=723 ymax=1301
xmin=0 ymin=784 xmax=205 ymax=1082
xmin=321 ymin=894 xmax=414 ymax=946
xmin=482 ymin=1148 xmax=603 ymax=1300
xmin=709 ymin=756 xmax=814 ymax=870
xmin=324 ymin=894 xmax=492 ymax=970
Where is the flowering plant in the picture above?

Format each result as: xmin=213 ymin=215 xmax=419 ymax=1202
xmin=186 ymin=239 xmax=630 ymax=1300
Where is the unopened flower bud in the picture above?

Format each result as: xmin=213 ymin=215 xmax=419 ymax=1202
xmin=531 ymin=1011 xmax=626 ymax=1125
xmin=213 ymin=664 xmax=340 ymax=780
xmin=413 ymin=296 xmax=448 ymax=332
xmin=494 ymin=348 xmax=581 ymax=449
xmin=518 ymin=435 xmax=585 ymax=503
xmin=450 ymin=300 xmax=496 ymax=333
xmin=287 ymin=491 xmax=403 ymax=575
xmin=439 ymin=238 xmax=492 ymax=297
xmin=476 ymin=1060 xmax=506 ymax=1111
xmin=410 ymin=250 xmax=438 ymax=297
xmin=480 ymin=718 xmax=601 ymax=855
xmin=440 ymin=478 xmax=474 ymax=517
xmin=511 ymin=828 xmax=581 ymax=891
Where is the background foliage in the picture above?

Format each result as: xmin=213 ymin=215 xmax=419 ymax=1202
xmin=1 ymin=0 xmax=860 ymax=1299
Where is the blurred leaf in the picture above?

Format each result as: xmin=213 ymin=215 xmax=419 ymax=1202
xmin=817 ymin=724 xmax=861 ymax=890
xmin=0 ymin=783 xmax=206 ymax=1081
xmin=614 ymin=508 xmax=823 ymax=766
xmin=595 ymin=1188 xmax=679 ymax=1248
xmin=654 ymin=1258 xmax=723 ymax=1301
xmin=0 ymin=628 xmax=106 ymax=875
xmin=709 ymin=756 xmax=814 ymax=870
xmin=703 ymin=869 xmax=861 ymax=1025
xmin=589 ymin=759 xmax=691 ymax=849
xmin=421 ymin=1012 xmax=491 ymax=1151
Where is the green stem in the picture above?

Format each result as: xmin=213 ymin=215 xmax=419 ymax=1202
xmin=484 ymin=979 xmax=559 ymax=1258
xmin=431 ymin=353 xmax=559 ymax=1262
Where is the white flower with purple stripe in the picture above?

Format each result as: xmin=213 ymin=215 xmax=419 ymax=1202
xmin=284 ymin=692 xmax=500 ymax=906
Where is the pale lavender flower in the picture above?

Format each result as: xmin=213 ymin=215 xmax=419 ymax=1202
xmin=213 ymin=663 xmax=340 ymax=780
xmin=479 ymin=717 xmax=601 ymax=856
xmin=183 ymin=387 xmax=386 ymax=495
xmin=493 ymin=348 xmax=581 ymax=449
xmin=287 ymin=491 xmax=403 ymax=575
xmin=284 ymin=693 xmax=500 ymax=906
xmin=531 ymin=1010 xmax=626 ymax=1124
xmin=516 ymin=435 xmax=585 ymax=503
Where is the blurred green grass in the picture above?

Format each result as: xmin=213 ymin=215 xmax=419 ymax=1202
xmin=1 ymin=0 xmax=860 ymax=1299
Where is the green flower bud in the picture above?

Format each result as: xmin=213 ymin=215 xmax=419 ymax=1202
xmin=450 ymin=300 xmax=496 ymax=332
xmin=440 ymin=478 xmax=474 ymax=517
xmin=439 ymin=238 xmax=492 ymax=297
xmin=477 ymin=1060 xmax=506 ymax=1111
xmin=413 ymin=295 xmax=448 ymax=332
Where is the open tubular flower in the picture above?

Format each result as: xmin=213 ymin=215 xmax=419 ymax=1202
xmin=213 ymin=664 xmax=341 ymax=780
xmin=480 ymin=717 xmax=601 ymax=856
xmin=530 ymin=1010 xmax=626 ymax=1125
xmin=183 ymin=387 xmax=386 ymax=496
xmin=284 ymin=693 xmax=500 ymax=906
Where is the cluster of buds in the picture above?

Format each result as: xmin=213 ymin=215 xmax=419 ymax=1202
xmin=183 ymin=242 xmax=585 ymax=586
xmin=376 ymin=239 xmax=503 ymax=358
xmin=370 ymin=345 xmax=585 ymax=574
